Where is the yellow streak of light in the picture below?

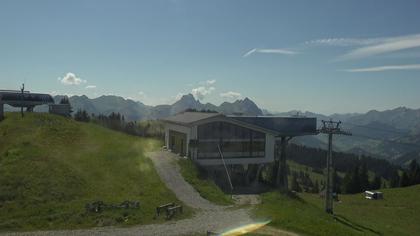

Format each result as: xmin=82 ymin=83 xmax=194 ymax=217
xmin=220 ymin=220 xmax=271 ymax=236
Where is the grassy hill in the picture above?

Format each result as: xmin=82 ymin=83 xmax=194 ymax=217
xmin=255 ymin=185 xmax=420 ymax=236
xmin=0 ymin=113 xmax=184 ymax=231
xmin=178 ymin=158 xmax=233 ymax=205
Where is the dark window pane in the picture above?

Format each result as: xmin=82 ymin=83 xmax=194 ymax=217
xmin=197 ymin=121 xmax=265 ymax=159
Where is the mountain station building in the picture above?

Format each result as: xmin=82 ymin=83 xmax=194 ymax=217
xmin=162 ymin=111 xmax=317 ymax=166
xmin=162 ymin=111 xmax=318 ymax=192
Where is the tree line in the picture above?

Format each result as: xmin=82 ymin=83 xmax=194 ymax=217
xmin=286 ymin=144 xmax=420 ymax=194
xmin=287 ymin=143 xmax=400 ymax=181
xmin=290 ymin=170 xmax=320 ymax=193
xmin=73 ymin=109 xmax=164 ymax=138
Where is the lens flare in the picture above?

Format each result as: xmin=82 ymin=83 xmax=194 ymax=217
xmin=219 ymin=220 xmax=271 ymax=236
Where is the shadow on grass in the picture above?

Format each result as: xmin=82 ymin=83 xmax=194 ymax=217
xmin=285 ymin=191 xmax=306 ymax=203
xmin=334 ymin=214 xmax=381 ymax=235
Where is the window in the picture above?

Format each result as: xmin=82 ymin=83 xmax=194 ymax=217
xmin=197 ymin=121 xmax=265 ymax=159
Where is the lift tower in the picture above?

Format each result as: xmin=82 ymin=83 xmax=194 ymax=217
xmin=319 ymin=120 xmax=351 ymax=214
xmin=20 ymin=83 xmax=24 ymax=118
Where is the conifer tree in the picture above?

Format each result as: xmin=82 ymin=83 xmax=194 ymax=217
xmin=400 ymin=172 xmax=410 ymax=187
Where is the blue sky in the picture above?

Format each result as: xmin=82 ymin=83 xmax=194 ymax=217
xmin=1 ymin=0 xmax=420 ymax=114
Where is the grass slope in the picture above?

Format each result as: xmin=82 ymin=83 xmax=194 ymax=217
xmin=178 ymin=158 xmax=233 ymax=205
xmin=255 ymin=192 xmax=359 ymax=236
xmin=256 ymin=185 xmax=420 ymax=236
xmin=0 ymin=113 xmax=184 ymax=231
xmin=304 ymin=185 xmax=420 ymax=236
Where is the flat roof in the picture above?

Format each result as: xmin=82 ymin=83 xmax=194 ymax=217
xmin=161 ymin=111 xmax=222 ymax=125
xmin=162 ymin=112 xmax=318 ymax=136
xmin=229 ymin=116 xmax=318 ymax=136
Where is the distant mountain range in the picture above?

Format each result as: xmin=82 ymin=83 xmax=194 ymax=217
xmin=7 ymin=93 xmax=420 ymax=164
xmin=53 ymin=93 xmax=263 ymax=121
xmin=282 ymin=108 xmax=420 ymax=164
xmin=58 ymin=94 xmax=420 ymax=163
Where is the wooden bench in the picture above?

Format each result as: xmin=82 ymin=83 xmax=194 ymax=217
xmin=85 ymin=200 xmax=140 ymax=213
xmin=166 ymin=205 xmax=183 ymax=220
xmin=156 ymin=202 xmax=175 ymax=216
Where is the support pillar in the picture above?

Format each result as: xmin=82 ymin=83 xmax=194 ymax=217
xmin=245 ymin=164 xmax=251 ymax=185
xmin=325 ymin=133 xmax=333 ymax=214
xmin=277 ymin=137 xmax=289 ymax=192
xmin=272 ymin=141 xmax=280 ymax=187
xmin=0 ymin=103 xmax=3 ymax=120
xmin=273 ymin=137 xmax=290 ymax=191
xmin=253 ymin=164 xmax=264 ymax=186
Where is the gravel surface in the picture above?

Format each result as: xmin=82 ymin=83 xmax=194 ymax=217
xmin=3 ymin=151 xmax=256 ymax=236
xmin=5 ymin=209 xmax=253 ymax=236
xmin=147 ymin=151 xmax=224 ymax=211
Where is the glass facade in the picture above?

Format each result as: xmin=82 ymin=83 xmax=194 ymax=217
xmin=197 ymin=121 xmax=265 ymax=159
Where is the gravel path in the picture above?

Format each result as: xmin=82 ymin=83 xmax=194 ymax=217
xmin=5 ymin=209 xmax=253 ymax=236
xmin=3 ymin=151 xmax=255 ymax=236
xmin=147 ymin=151 xmax=223 ymax=211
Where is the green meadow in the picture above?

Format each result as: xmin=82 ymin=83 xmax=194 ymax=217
xmin=0 ymin=113 xmax=187 ymax=231
xmin=255 ymin=185 xmax=420 ymax=236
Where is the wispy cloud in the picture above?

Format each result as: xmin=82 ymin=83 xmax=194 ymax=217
xmin=220 ymin=91 xmax=242 ymax=100
xmin=243 ymin=48 xmax=299 ymax=57
xmin=85 ymin=85 xmax=96 ymax=89
xmin=206 ymin=79 xmax=216 ymax=85
xmin=343 ymin=64 xmax=420 ymax=72
xmin=304 ymin=37 xmax=385 ymax=47
xmin=191 ymin=86 xmax=215 ymax=100
xmin=137 ymin=91 xmax=147 ymax=100
xmin=175 ymin=93 xmax=185 ymax=101
xmin=338 ymin=34 xmax=420 ymax=60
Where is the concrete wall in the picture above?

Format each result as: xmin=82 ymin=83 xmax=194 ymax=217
xmin=164 ymin=123 xmax=192 ymax=156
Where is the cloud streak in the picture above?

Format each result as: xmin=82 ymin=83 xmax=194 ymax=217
xmin=304 ymin=37 xmax=386 ymax=47
xmin=220 ymin=91 xmax=242 ymax=100
xmin=338 ymin=34 xmax=420 ymax=60
xmin=343 ymin=64 xmax=420 ymax=72
xmin=243 ymin=48 xmax=298 ymax=57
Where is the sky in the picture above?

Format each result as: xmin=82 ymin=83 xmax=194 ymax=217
xmin=1 ymin=0 xmax=420 ymax=114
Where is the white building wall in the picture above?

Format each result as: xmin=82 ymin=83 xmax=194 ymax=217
xmin=164 ymin=123 xmax=192 ymax=154
xmin=265 ymin=133 xmax=275 ymax=162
